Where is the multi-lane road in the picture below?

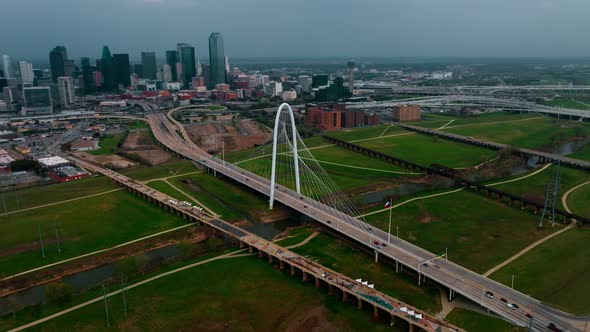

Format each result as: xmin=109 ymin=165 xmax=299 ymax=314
xmin=145 ymin=108 xmax=584 ymax=332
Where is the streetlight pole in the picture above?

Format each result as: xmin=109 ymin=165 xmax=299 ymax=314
xmin=387 ymin=203 xmax=392 ymax=243
xmin=480 ymin=288 xmax=485 ymax=306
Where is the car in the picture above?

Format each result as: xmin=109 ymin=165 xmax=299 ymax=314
xmin=547 ymin=323 xmax=564 ymax=332
xmin=500 ymin=297 xmax=507 ymax=303
xmin=507 ymin=303 xmax=516 ymax=310
xmin=484 ymin=291 xmax=494 ymax=299
xmin=373 ymin=241 xmax=381 ymax=246
xmin=381 ymin=243 xmax=387 ymax=247
xmin=326 ymin=220 xmax=331 ymax=224
xmin=513 ymin=304 xmax=519 ymax=309
xmin=525 ymin=313 xmax=533 ymax=319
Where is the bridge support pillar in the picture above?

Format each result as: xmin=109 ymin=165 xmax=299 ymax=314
xmin=395 ymin=261 xmax=399 ymax=273
xmin=315 ymin=277 xmax=320 ymax=288
xmin=390 ymin=315 xmax=396 ymax=326
xmin=342 ymin=291 xmax=348 ymax=302
xmin=373 ymin=305 xmax=378 ymax=318
xmin=268 ymin=255 xmax=273 ymax=264
xmin=279 ymin=260 xmax=284 ymax=270
xmin=248 ymin=245 xmax=253 ymax=253
xmin=258 ymin=250 xmax=263 ymax=258
xmin=302 ymin=271 xmax=307 ymax=282
xmin=374 ymin=250 xmax=379 ymax=263
xmin=290 ymin=265 xmax=295 ymax=276
xmin=357 ymin=297 xmax=363 ymax=310
xmin=328 ymin=284 xmax=334 ymax=295
xmin=409 ymin=323 xmax=414 ymax=332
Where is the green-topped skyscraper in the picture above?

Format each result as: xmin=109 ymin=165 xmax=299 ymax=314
xmin=208 ymin=32 xmax=225 ymax=89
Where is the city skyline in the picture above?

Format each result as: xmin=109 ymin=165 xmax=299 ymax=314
xmin=2 ymin=0 xmax=590 ymax=61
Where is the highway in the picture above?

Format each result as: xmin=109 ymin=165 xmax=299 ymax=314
xmin=146 ymin=107 xmax=583 ymax=332
xmin=347 ymin=95 xmax=590 ymax=120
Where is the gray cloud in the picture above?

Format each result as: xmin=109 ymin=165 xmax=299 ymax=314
xmin=1 ymin=0 xmax=589 ymax=62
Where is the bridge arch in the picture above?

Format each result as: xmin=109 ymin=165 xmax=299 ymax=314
xmin=269 ymin=103 xmax=301 ymax=209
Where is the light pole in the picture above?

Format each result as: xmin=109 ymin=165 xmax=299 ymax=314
xmin=387 ymin=201 xmax=392 ymax=243
xmin=480 ymin=288 xmax=486 ymax=306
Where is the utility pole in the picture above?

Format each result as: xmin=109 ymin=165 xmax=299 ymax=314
xmin=120 ymin=274 xmax=128 ymax=317
xmin=54 ymin=224 xmax=61 ymax=253
xmin=37 ymin=224 xmax=45 ymax=258
xmin=551 ymin=161 xmax=561 ymax=227
xmin=511 ymin=275 xmax=515 ymax=289
xmin=539 ymin=184 xmax=550 ymax=227
xmin=102 ymin=285 xmax=110 ymax=327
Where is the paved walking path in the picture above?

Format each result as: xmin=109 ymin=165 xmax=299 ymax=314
xmin=561 ymin=180 xmax=590 ymax=214
xmin=483 ymin=223 xmax=574 ymax=277
xmin=358 ymin=162 xmax=553 ymax=218
xmin=0 ymin=188 xmax=124 ymax=217
xmin=441 ymin=116 xmax=543 ymax=131
xmin=1 ymin=223 xmax=196 ymax=281
xmin=7 ymin=226 xmax=323 ymax=331
xmin=437 ymin=120 xmax=456 ymax=130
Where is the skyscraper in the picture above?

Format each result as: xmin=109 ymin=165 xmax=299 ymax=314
xmin=165 ymin=50 xmax=178 ymax=81
xmin=49 ymin=46 xmax=68 ymax=82
xmin=141 ymin=52 xmax=157 ymax=80
xmin=181 ymin=46 xmax=195 ymax=89
xmin=347 ymin=61 xmax=355 ymax=93
xmin=18 ymin=61 xmax=34 ymax=85
xmin=64 ymin=60 xmax=75 ymax=78
xmin=208 ymin=33 xmax=226 ymax=88
xmin=176 ymin=43 xmax=190 ymax=83
xmin=81 ymin=57 xmax=94 ymax=94
xmin=112 ymin=54 xmax=131 ymax=87
xmin=57 ymin=76 xmax=74 ymax=106
xmin=133 ymin=64 xmax=143 ymax=78
xmin=1 ymin=55 xmax=15 ymax=79
xmin=101 ymin=46 xmax=115 ymax=90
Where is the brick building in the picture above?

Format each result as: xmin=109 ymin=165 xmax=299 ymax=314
xmin=305 ymin=103 xmax=380 ymax=131
xmin=393 ymin=105 xmax=421 ymax=122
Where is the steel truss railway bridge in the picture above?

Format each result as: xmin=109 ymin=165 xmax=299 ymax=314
xmin=144 ymin=103 xmax=582 ymax=332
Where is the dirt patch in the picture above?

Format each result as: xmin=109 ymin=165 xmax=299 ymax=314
xmin=120 ymin=131 xmax=172 ymax=165
xmin=284 ymin=306 xmax=339 ymax=332
xmin=458 ymin=236 xmax=471 ymax=243
xmin=418 ymin=211 xmax=439 ymax=224
xmin=185 ymin=119 xmax=271 ymax=154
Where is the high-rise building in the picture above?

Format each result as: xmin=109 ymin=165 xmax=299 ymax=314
xmin=180 ymin=46 xmax=195 ymax=89
xmin=208 ymin=32 xmax=226 ymax=88
xmin=141 ymin=52 xmax=157 ymax=80
xmin=22 ymin=86 xmax=54 ymax=115
xmin=112 ymin=54 xmax=131 ymax=87
xmin=298 ymin=75 xmax=312 ymax=93
xmin=162 ymin=64 xmax=172 ymax=82
xmin=1 ymin=55 xmax=15 ymax=79
xmin=101 ymin=46 xmax=115 ymax=90
xmin=57 ymin=76 xmax=74 ymax=106
xmin=201 ymin=63 xmax=211 ymax=88
xmin=49 ymin=46 xmax=68 ymax=82
xmin=133 ymin=64 xmax=143 ymax=78
xmin=312 ymin=75 xmax=329 ymax=88
xmin=176 ymin=43 xmax=190 ymax=82
xmin=81 ymin=57 xmax=94 ymax=94
xmin=64 ymin=60 xmax=75 ymax=78
xmin=347 ymin=60 xmax=355 ymax=93
xmin=18 ymin=61 xmax=34 ymax=85
xmin=165 ymin=50 xmax=178 ymax=81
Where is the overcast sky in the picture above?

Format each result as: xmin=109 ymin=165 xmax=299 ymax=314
xmin=1 ymin=0 xmax=590 ymax=62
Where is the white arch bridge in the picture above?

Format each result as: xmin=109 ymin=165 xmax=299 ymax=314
xmin=146 ymin=103 xmax=582 ymax=332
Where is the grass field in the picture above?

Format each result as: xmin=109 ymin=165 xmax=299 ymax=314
xmin=88 ymin=133 xmax=126 ymax=155
xmin=0 ymin=176 xmax=118 ymax=213
xmin=541 ymin=97 xmax=590 ymax=110
xmin=489 ymin=165 xmax=590 ymax=215
xmin=28 ymin=255 xmax=402 ymax=332
xmin=356 ymin=133 xmax=496 ymax=168
xmin=490 ymin=228 xmax=590 ymax=315
xmin=275 ymin=226 xmax=316 ymax=247
xmin=0 ymin=190 xmax=187 ymax=277
xmin=168 ymin=171 xmax=269 ymax=221
xmin=446 ymin=308 xmax=526 ymax=332
xmin=293 ymin=233 xmax=441 ymax=312
xmin=364 ymin=190 xmax=557 ymax=273
xmin=568 ymin=143 xmax=590 ymax=161
xmin=567 ymin=183 xmax=590 ymax=217
xmin=444 ymin=117 xmax=590 ymax=150
xmin=122 ymin=159 xmax=197 ymax=181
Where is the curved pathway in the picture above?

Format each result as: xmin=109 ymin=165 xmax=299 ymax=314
xmin=561 ymin=180 xmax=590 ymax=214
